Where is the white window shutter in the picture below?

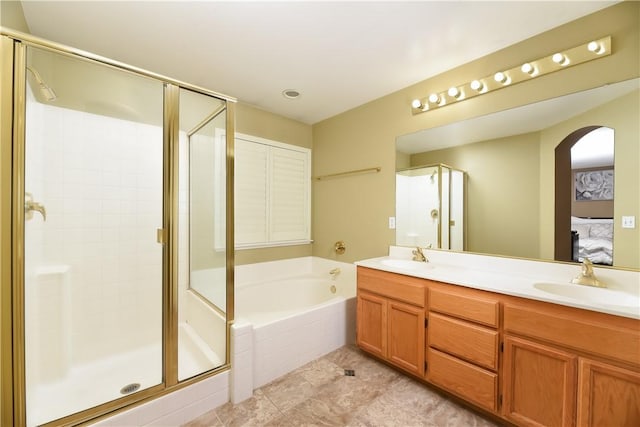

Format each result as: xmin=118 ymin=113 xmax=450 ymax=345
xmin=234 ymin=133 xmax=311 ymax=249
xmin=269 ymin=146 xmax=309 ymax=242
xmin=234 ymin=138 xmax=268 ymax=245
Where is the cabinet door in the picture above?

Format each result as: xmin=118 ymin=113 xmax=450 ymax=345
xmin=503 ymin=336 xmax=577 ymax=427
xmin=577 ymin=358 xmax=640 ymax=427
xmin=356 ymin=292 xmax=387 ymax=358
xmin=388 ymin=300 xmax=425 ymax=376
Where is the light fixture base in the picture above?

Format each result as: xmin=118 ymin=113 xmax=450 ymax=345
xmin=411 ymin=36 xmax=611 ymax=115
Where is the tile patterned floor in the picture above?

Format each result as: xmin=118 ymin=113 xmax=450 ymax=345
xmin=183 ymin=345 xmax=500 ymax=427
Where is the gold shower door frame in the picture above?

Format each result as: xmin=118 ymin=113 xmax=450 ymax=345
xmin=0 ymin=29 xmax=235 ymax=427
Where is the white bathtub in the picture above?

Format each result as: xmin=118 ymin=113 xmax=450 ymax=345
xmin=231 ymin=256 xmax=357 ymax=402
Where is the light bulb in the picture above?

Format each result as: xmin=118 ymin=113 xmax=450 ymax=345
xmin=552 ymin=53 xmax=569 ymax=66
xmin=521 ymin=63 xmax=535 ymax=75
xmin=428 ymin=93 xmax=441 ymax=104
xmin=448 ymin=87 xmax=460 ymax=99
xmin=411 ymin=99 xmax=422 ymax=109
xmin=470 ymin=80 xmax=484 ymax=92
xmin=588 ymin=41 xmax=604 ymax=54
xmin=494 ymin=72 xmax=508 ymax=84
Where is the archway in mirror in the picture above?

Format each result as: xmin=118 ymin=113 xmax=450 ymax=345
xmin=555 ymin=126 xmax=614 ymax=265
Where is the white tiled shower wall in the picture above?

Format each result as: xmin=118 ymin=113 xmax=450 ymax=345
xmin=25 ymin=97 xmax=164 ymax=374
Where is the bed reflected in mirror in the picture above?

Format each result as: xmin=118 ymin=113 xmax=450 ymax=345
xmin=568 ymin=127 xmax=615 ymax=266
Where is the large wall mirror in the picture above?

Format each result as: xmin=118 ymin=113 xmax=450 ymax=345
xmin=395 ymin=78 xmax=639 ymax=270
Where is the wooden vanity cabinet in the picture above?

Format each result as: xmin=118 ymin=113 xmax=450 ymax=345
xmin=356 ymin=266 xmax=640 ymax=427
xmin=427 ymin=285 xmax=500 ymax=412
xmin=356 ymin=267 xmax=426 ymax=377
xmin=503 ymin=298 xmax=640 ymax=427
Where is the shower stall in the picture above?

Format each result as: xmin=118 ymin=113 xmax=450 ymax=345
xmin=395 ymin=164 xmax=466 ymax=251
xmin=1 ymin=30 xmax=234 ymax=426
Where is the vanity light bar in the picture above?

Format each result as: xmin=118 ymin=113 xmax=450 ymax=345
xmin=411 ymin=36 xmax=611 ymax=114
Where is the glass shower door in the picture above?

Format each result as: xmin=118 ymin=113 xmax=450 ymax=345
xmin=177 ymin=88 xmax=228 ymax=381
xmin=23 ymin=46 xmax=164 ymax=426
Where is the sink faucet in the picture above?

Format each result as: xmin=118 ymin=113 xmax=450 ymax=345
xmin=571 ymin=258 xmax=605 ymax=288
xmin=412 ymin=247 xmax=428 ymax=262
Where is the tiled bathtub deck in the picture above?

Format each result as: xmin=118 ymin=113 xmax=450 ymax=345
xmin=183 ymin=345 xmax=500 ymax=427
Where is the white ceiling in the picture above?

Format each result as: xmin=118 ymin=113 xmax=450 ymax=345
xmin=19 ymin=0 xmax=617 ymax=124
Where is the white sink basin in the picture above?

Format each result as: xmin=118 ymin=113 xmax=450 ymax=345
xmin=533 ymin=282 xmax=639 ymax=308
xmin=379 ymin=258 xmax=431 ymax=271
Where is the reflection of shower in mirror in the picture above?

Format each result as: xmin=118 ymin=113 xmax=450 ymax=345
xmin=395 ymin=164 xmax=466 ymax=251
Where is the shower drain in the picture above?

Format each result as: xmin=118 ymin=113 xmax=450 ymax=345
xmin=120 ymin=383 xmax=141 ymax=395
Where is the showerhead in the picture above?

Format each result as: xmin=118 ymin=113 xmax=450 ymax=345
xmin=26 ymin=66 xmax=57 ymax=101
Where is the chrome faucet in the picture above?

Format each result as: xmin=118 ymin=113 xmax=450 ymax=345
xmin=571 ymin=258 xmax=606 ymax=288
xmin=412 ymin=247 xmax=428 ymax=262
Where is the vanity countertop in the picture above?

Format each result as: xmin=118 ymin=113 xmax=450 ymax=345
xmin=355 ymin=248 xmax=640 ymax=320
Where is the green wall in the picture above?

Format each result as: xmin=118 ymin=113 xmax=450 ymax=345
xmin=411 ymin=132 xmax=540 ymax=259
xmin=311 ymin=1 xmax=640 ymax=266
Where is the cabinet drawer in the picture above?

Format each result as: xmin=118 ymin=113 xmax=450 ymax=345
xmin=428 ymin=348 xmax=497 ymax=412
xmin=429 ymin=287 xmax=499 ymax=327
xmin=358 ymin=266 xmax=426 ymax=307
xmin=504 ymin=302 xmax=640 ymax=366
xmin=429 ymin=313 xmax=499 ymax=370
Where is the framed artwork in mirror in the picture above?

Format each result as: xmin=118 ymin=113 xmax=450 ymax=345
xmin=575 ymin=169 xmax=614 ymax=201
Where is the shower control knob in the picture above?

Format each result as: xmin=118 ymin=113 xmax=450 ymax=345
xmin=25 ymin=192 xmax=47 ymax=221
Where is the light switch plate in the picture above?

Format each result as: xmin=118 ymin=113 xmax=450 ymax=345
xmin=622 ymin=216 xmax=636 ymax=229
xmin=388 ymin=216 xmax=396 ymax=229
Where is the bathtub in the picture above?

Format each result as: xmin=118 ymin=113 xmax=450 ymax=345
xmin=230 ymin=256 xmax=357 ymax=403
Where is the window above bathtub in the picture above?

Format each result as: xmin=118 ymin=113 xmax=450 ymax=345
xmin=235 ymin=133 xmax=311 ymax=249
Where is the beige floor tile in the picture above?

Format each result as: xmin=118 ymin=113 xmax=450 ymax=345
xmin=424 ymin=399 xmax=499 ymax=427
xmin=182 ymin=410 xmax=223 ymax=427
xmin=182 ymin=345 xmax=500 ymax=427
xmin=214 ymin=389 xmax=282 ymax=427
xmin=261 ymin=370 xmax=318 ymax=412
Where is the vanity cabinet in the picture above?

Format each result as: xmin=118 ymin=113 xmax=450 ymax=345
xmin=355 ymin=266 xmax=640 ymax=427
xmin=503 ymin=298 xmax=640 ymax=427
xmin=356 ymin=267 xmax=426 ymax=377
xmin=427 ymin=286 xmax=500 ymax=412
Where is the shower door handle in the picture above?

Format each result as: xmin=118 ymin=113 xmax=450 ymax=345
xmin=25 ymin=192 xmax=46 ymax=221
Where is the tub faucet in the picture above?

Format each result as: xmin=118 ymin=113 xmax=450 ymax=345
xmin=571 ymin=258 xmax=606 ymax=288
xmin=412 ymin=247 xmax=428 ymax=262
xmin=329 ymin=268 xmax=341 ymax=280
